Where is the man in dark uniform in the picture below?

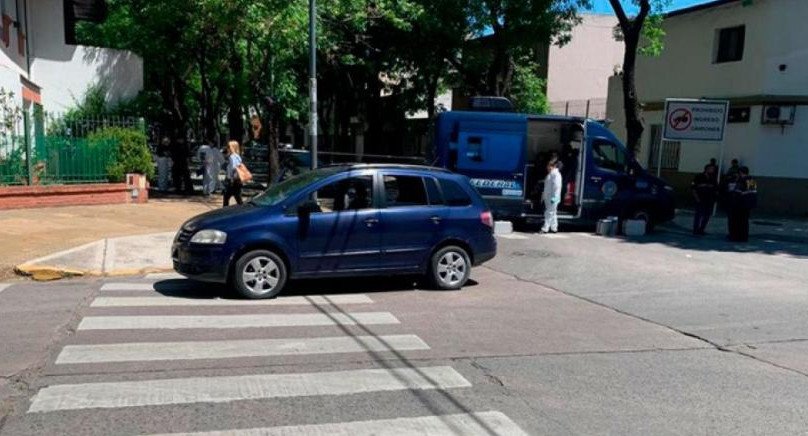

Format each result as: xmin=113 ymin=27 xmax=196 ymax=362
xmin=691 ymin=164 xmax=718 ymax=235
xmin=727 ymin=166 xmax=756 ymax=242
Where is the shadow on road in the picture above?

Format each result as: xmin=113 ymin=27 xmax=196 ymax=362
xmin=622 ymin=224 xmax=808 ymax=258
xmin=152 ymin=276 xmax=479 ymax=299
xmin=515 ymin=219 xmax=808 ymax=258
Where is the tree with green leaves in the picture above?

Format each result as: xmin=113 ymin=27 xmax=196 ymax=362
xmin=608 ymin=0 xmax=668 ymax=155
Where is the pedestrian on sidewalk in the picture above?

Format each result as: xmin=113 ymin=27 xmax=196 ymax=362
xmin=156 ymin=136 xmax=171 ymax=192
xmin=691 ymin=164 xmax=718 ymax=235
xmin=727 ymin=166 xmax=756 ymax=242
xmin=197 ymin=137 xmax=225 ymax=197
xmin=541 ymin=160 xmax=562 ymax=234
xmin=223 ymin=140 xmax=244 ymax=207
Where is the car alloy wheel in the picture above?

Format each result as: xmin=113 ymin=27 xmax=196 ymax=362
xmin=431 ymin=246 xmax=471 ymax=290
xmin=243 ymin=256 xmax=280 ymax=294
xmin=234 ymin=250 xmax=287 ymax=299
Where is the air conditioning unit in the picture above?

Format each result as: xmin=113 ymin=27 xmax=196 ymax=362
xmin=761 ymin=105 xmax=796 ymax=125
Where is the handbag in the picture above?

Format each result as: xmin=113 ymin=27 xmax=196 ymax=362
xmin=236 ymin=163 xmax=253 ymax=183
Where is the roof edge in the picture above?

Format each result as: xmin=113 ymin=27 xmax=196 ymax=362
xmin=665 ymin=0 xmax=743 ymax=19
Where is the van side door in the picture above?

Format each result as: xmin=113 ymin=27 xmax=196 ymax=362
xmin=455 ymin=130 xmax=526 ymax=200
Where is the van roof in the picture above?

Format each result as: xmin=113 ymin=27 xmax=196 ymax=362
xmin=440 ymin=110 xmax=588 ymax=124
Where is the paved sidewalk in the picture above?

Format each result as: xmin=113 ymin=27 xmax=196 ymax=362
xmin=15 ymin=232 xmax=175 ymax=280
xmin=0 ymin=198 xmax=215 ymax=280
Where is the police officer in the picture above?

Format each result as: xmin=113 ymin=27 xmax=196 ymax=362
xmin=691 ymin=164 xmax=718 ymax=235
xmin=727 ymin=166 xmax=756 ymax=242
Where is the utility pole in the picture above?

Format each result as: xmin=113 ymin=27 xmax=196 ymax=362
xmin=308 ymin=0 xmax=318 ymax=169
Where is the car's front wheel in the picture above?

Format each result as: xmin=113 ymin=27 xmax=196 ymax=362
xmin=233 ymin=249 xmax=287 ymax=299
xmin=429 ymin=245 xmax=471 ymax=290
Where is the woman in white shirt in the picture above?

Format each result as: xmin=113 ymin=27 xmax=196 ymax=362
xmin=223 ymin=140 xmax=244 ymax=207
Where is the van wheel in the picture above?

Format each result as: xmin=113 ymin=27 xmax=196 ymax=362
xmin=429 ymin=246 xmax=471 ymax=290
xmin=233 ymin=250 xmax=287 ymax=299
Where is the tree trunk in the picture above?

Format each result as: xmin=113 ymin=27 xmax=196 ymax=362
xmin=426 ymin=72 xmax=439 ymax=120
xmin=621 ymin=29 xmax=644 ymax=157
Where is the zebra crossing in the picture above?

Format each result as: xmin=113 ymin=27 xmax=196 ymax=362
xmin=22 ymin=278 xmax=529 ymax=435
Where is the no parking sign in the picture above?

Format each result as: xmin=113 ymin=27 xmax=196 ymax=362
xmin=663 ymin=99 xmax=729 ymax=142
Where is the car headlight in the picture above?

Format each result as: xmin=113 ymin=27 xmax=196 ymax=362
xmin=190 ymin=229 xmax=227 ymax=244
xmin=664 ymin=185 xmax=675 ymax=192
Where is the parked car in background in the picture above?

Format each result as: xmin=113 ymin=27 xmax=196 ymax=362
xmin=173 ymin=164 xmax=496 ymax=299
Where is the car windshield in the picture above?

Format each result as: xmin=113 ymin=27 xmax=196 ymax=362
xmin=250 ymin=167 xmax=343 ymax=207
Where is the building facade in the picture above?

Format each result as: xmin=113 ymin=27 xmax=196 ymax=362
xmin=606 ymin=0 xmax=808 ymax=216
xmin=0 ymin=0 xmax=143 ymax=113
xmin=546 ymin=13 xmax=624 ymax=120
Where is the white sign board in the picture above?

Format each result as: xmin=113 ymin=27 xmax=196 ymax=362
xmin=662 ymin=99 xmax=729 ymax=142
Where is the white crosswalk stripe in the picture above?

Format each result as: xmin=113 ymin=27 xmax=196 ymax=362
xmin=0 ymin=283 xmax=11 ymax=293
xmin=56 ymin=334 xmax=430 ymax=364
xmin=144 ymin=272 xmax=185 ymax=280
xmin=77 ymin=312 xmax=400 ymax=330
xmin=28 ymin=366 xmax=471 ymax=412
xmin=90 ymin=294 xmax=373 ymax=307
xmin=149 ymin=411 xmax=529 ymax=436
xmin=101 ymin=283 xmax=161 ymax=291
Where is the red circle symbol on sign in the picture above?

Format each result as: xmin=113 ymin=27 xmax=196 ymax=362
xmin=669 ymin=108 xmax=692 ymax=131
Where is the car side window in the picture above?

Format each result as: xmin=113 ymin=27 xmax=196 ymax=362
xmin=384 ymin=175 xmax=429 ymax=207
xmin=425 ymin=177 xmax=444 ymax=205
xmin=592 ymin=140 xmax=628 ymax=173
xmin=439 ymin=179 xmax=472 ymax=207
xmin=298 ymin=176 xmax=374 ymax=214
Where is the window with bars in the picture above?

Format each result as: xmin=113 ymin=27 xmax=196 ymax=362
xmin=647 ymin=124 xmax=681 ymax=171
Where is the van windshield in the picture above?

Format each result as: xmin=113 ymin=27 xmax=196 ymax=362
xmin=251 ymin=167 xmax=342 ymax=207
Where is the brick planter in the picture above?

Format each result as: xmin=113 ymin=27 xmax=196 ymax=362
xmin=0 ymin=174 xmax=150 ymax=210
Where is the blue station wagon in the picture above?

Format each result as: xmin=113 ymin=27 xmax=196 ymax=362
xmin=173 ymin=164 xmax=497 ymax=299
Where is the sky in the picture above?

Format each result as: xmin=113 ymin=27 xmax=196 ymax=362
xmin=587 ymin=0 xmax=716 ymax=14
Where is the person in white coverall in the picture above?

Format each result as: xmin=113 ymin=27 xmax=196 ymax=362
xmin=541 ymin=160 xmax=562 ymax=233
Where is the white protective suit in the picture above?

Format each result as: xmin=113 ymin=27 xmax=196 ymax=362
xmin=542 ymin=167 xmax=562 ymax=232
xmin=197 ymin=144 xmax=225 ymax=195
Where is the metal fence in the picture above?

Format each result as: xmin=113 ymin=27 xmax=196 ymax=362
xmin=0 ymin=110 xmax=143 ymax=186
xmin=549 ymin=98 xmax=608 ymax=120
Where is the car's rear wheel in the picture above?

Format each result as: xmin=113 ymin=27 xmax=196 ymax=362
xmin=429 ymin=245 xmax=471 ymax=290
xmin=233 ymin=250 xmax=287 ymax=299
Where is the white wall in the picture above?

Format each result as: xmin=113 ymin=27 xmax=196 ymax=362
xmin=634 ymin=1 xmax=768 ymax=101
xmin=547 ymin=14 xmax=624 ymax=103
xmin=761 ymin=0 xmax=808 ymax=95
xmin=28 ymin=0 xmax=143 ymax=111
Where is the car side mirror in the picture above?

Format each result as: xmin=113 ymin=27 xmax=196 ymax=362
xmin=297 ymin=200 xmax=319 ymax=220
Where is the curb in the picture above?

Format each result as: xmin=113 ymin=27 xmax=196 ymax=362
xmin=14 ymin=264 xmax=174 ymax=281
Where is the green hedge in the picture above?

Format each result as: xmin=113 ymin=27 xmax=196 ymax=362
xmin=88 ymin=127 xmax=153 ymax=182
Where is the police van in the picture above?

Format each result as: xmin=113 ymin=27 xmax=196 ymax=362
xmin=433 ymin=109 xmax=676 ymax=230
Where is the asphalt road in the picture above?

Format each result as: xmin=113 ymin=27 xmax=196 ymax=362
xmin=1 ymin=229 xmax=807 ymax=435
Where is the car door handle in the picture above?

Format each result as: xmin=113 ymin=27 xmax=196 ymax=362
xmin=430 ymin=216 xmax=442 ymax=224
xmin=365 ymin=217 xmax=379 ymax=227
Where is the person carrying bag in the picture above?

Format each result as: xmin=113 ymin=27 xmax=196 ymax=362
xmin=224 ymin=140 xmax=251 ymax=206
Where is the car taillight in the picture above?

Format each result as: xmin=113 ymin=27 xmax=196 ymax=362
xmin=480 ymin=211 xmax=494 ymax=228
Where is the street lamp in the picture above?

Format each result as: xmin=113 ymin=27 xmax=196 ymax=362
xmin=309 ymin=0 xmax=318 ymax=170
